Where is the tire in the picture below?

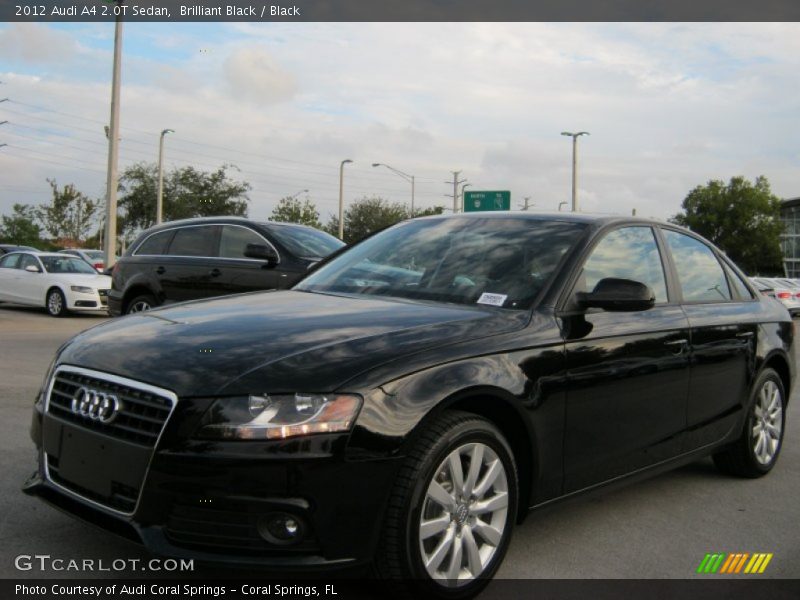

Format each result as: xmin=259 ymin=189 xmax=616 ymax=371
xmin=125 ymin=293 xmax=158 ymax=314
xmin=375 ymin=411 xmax=518 ymax=599
xmin=46 ymin=288 xmax=68 ymax=318
xmin=713 ymin=368 xmax=786 ymax=478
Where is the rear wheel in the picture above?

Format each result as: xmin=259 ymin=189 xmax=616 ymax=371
xmin=375 ymin=411 xmax=518 ymax=598
xmin=125 ymin=293 xmax=157 ymax=314
xmin=46 ymin=288 xmax=67 ymax=317
xmin=713 ymin=368 xmax=786 ymax=478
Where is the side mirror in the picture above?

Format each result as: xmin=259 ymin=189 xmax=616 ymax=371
xmin=244 ymin=243 xmax=280 ymax=266
xmin=24 ymin=265 xmax=41 ymax=273
xmin=576 ymin=277 xmax=655 ymax=312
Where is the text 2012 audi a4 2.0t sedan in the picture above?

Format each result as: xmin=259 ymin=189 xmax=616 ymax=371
xmin=24 ymin=214 xmax=792 ymax=598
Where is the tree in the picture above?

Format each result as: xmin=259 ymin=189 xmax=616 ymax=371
xmin=36 ymin=179 xmax=98 ymax=242
xmin=0 ymin=203 xmax=41 ymax=246
xmin=671 ymin=176 xmax=784 ymax=275
xmin=324 ymin=197 xmax=445 ymax=244
xmin=270 ymin=196 xmax=321 ymax=228
xmin=118 ymin=162 xmax=250 ymax=236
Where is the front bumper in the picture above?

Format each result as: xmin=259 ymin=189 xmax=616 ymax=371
xmin=23 ymin=450 xmax=399 ymax=569
xmin=107 ymin=291 xmax=123 ymax=316
xmin=26 ymin=386 xmax=401 ymax=569
xmin=65 ymin=288 xmax=110 ymax=312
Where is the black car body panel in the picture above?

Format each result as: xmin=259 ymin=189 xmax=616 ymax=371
xmin=25 ymin=213 xmax=794 ymax=571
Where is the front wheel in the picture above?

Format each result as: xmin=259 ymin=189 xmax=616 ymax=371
xmin=713 ymin=368 xmax=786 ymax=477
xmin=46 ymin=288 xmax=68 ymax=317
xmin=375 ymin=411 xmax=518 ymax=598
xmin=125 ymin=293 xmax=158 ymax=314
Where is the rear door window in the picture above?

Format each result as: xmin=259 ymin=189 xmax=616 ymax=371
xmin=167 ymin=226 xmax=218 ymax=257
xmin=0 ymin=254 xmax=21 ymax=269
xmin=663 ymin=229 xmax=731 ymax=303
xmin=136 ymin=230 xmax=175 ymax=256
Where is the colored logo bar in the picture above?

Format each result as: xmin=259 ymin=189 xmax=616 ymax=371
xmin=697 ymin=553 xmax=773 ymax=574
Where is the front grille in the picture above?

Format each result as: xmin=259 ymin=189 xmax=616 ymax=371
xmin=43 ymin=366 xmax=177 ymax=515
xmin=47 ymin=369 xmax=173 ymax=447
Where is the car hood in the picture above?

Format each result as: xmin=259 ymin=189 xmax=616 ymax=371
xmin=57 ymin=290 xmax=529 ymax=396
xmin=48 ymin=273 xmax=111 ymax=287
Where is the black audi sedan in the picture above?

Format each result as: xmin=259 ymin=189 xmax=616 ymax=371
xmin=107 ymin=216 xmax=344 ymax=315
xmin=25 ymin=213 xmax=792 ymax=598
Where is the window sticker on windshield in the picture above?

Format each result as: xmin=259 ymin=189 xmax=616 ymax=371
xmin=477 ymin=293 xmax=507 ymax=307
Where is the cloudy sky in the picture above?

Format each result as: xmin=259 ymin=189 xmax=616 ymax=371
xmin=0 ymin=22 xmax=799 ymax=225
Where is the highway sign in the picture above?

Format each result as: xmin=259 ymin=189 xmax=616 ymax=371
xmin=463 ymin=191 xmax=511 ymax=212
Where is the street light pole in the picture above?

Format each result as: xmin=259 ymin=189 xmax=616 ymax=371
xmin=103 ymin=7 xmax=124 ymax=268
xmin=460 ymin=182 xmax=471 ymax=212
xmin=338 ymin=159 xmax=353 ymax=240
xmin=156 ymin=128 xmax=174 ymax=225
xmin=288 ymin=188 xmax=309 ymax=200
xmin=561 ymin=131 xmax=589 ymax=212
xmin=372 ymin=163 xmax=415 ymax=216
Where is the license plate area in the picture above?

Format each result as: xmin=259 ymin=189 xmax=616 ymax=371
xmin=43 ymin=416 xmax=152 ymax=513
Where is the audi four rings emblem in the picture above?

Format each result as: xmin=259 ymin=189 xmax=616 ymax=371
xmin=70 ymin=387 xmax=121 ymax=424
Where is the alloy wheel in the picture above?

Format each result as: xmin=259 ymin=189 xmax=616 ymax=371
xmin=752 ymin=379 xmax=783 ymax=465
xmin=48 ymin=291 xmax=63 ymax=315
xmin=129 ymin=300 xmax=151 ymax=313
xmin=419 ymin=442 xmax=509 ymax=586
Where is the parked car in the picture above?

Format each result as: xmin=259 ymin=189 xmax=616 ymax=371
xmin=107 ymin=217 xmax=344 ymax=315
xmin=58 ymin=248 xmax=106 ymax=273
xmin=0 ymin=251 xmax=111 ymax=316
xmin=0 ymin=244 xmax=39 ymax=256
xmin=25 ymin=214 xmax=792 ymax=598
xmin=749 ymin=277 xmax=776 ymax=299
xmin=751 ymin=277 xmax=800 ymax=315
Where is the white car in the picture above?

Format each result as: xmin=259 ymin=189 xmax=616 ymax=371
xmin=0 ymin=251 xmax=111 ymax=317
xmin=751 ymin=277 xmax=800 ymax=315
xmin=58 ymin=248 xmax=106 ymax=273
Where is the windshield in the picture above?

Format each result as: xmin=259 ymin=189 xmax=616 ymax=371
xmin=85 ymin=250 xmax=105 ymax=260
xmin=295 ymin=217 xmax=586 ymax=309
xmin=265 ymin=224 xmax=345 ymax=259
xmin=41 ymin=256 xmax=99 ymax=274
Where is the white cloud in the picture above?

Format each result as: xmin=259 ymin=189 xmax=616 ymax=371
xmin=223 ymin=45 xmax=296 ymax=104
xmin=1 ymin=22 xmax=799 ymax=227
xmin=0 ymin=24 xmax=78 ymax=64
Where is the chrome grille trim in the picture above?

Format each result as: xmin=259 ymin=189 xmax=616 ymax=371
xmin=43 ymin=364 xmax=178 ymax=517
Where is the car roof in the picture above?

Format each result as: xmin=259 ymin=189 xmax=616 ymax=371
xmin=10 ymin=251 xmax=85 ymax=258
xmin=135 ymin=216 xmax=275 ymax=233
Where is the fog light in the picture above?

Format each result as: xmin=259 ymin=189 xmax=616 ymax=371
xmin=257 ymin=513 xmax=304 ymax=545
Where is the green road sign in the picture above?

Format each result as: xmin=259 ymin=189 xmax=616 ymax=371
xmin=463 ymin=191 xmax=511 ymax=212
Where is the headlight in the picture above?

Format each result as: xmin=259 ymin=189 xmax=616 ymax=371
xmin=70 ymin=286 xmax=93 ymax=294
xmin=197 ymin=393 xmax=362 ymax=440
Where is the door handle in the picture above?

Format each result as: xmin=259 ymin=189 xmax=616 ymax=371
xmin=664 ymin=339 xmax=688 ymax=353
xmin=155 ymin=266 xmax=165 ymax=275
xmin=209 ymin=268 xmax=221 ymax=277
xmin=736 ymin=331 xmax=754 ymax=339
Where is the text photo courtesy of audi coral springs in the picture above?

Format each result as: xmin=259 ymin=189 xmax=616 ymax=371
xmin=22 ymin=214 xmax=796 ymax=597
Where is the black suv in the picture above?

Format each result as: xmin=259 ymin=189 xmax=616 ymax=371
xmin=108 ymin=217 xmax=344 ymax=315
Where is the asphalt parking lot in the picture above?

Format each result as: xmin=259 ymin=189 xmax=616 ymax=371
xmin=0 ymin=304 xmax=798 ymax=581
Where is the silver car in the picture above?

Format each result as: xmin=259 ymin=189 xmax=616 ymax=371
xmin=751 ymin=277 xmax=800 ymax=314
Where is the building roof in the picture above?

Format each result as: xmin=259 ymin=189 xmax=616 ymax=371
xmin=781 ymin=197 xmax=800 ymax=210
